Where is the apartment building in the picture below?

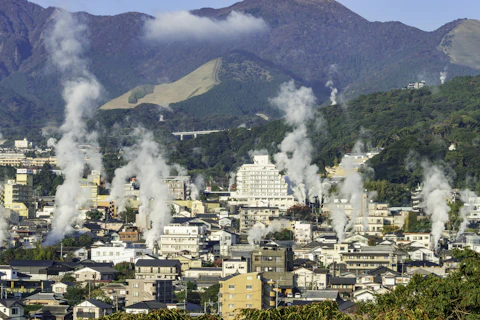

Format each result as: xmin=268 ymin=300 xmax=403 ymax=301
xmin=90 ymin=242 xmax=153 ymax=264
xmin=219 ymin=272 xmax=263 ymax=320
xmin=341 ymin=246 xmax=407 ymax=272
xmin=159 ymin=224 xmax=208 ymax=258
xmin=125 ymin=279 xmax=173 ymax=306
xmin=233 ymin=155 xmax=295 ymax=210
xmin=238 ymin=206 xmax=280 ymax=232
xmin=135 ymin=259 xmax=181 ymax=280
xmin=1 ymin=169 xmax=34 ymax=219
xmin=404 ymin=233 xmax=432 ymax=250
xmin=294 ymin=221 xmax=312 ymax=244
xmin=251 ymin=244 xmax=294 ymax=286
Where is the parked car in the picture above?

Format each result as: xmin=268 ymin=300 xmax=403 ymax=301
xmin=287 ymin=293 xmax=293 ymax=298
xmin=295 ymin=293 xmax=301 ymax=298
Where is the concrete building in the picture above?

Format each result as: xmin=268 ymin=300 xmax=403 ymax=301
xmin=238 ymin=206 xmax=280 ymax=232
xmin=163 ymin=176 xmax=190 ymax=200
xmin=135 ymin=259 xmax=181 ymax=280
xmin=404 ymin=233 xmax=433 ymax=250
xmin=251 ymin=244 xmax=294 ymax=286
xmin=1 ymin=169 xmax=34 ymax=219
xmin=341 ymin=246 xmax=407 ymax=273
xmin=14 ymin=138 xmax=32 ymax=149
xmin=219 ymin=272 xmax=263 ymax=320
xmin=125 ymin=279 xmax=173 ymax=306
xmin=222 ymin=258 xmax=250 ymax=278
xmin=90 ymin=242 xmax=153 ymax=264
xmin=294 ymin=221 xmax=312 ymax=244
xmin=159 ymin=224 xmax=208 ymax=258
xmin=232 ymin=155 xmax=295 ymax=210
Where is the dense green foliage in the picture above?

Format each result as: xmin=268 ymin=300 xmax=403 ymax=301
xmin=0 ymin=245 xmax=58 ymax=264
xmin=33 ymin=163 xmax=64 ymax=196
xmin=0 ymin=166 xmax=16 ymax=180
xmin=101 ymin=310 xmax=220 ymax=320
xmin=363 ymin=180 xmax=411 ymax=207
xmin=113 ymin=262 xmax=135 ymax=280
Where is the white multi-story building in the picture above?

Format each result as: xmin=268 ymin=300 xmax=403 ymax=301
xmin=90 ymin=241 xmax=153 ymax=264
xmin=232 ymin=155 xmax=295 ymax=210
xmin=209 ymin=230 xmax=237 ymax=256
xmin=159 ymin=224 xmax=208 ymax=258
xmin=294 ymin=221 xmax=312 ymax=244
xmin=222 ymin=258 xmax=249 ymax=277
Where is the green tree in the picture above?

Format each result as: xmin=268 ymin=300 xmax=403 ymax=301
xmin=64 ymin=286 xmax=87 ymax=306
xmin=61 ymin=238 xmax=78 ymax=247
xmin=78 ymin=234 xmax=94 ymax=247
xmin=237 ymin=301 xmax=352 ymax=319
xmin=119 ymin=205 xmax=137 ymax=223
xmin=86 ymin=210 xmax=104 ymax=220
xmin=201 ymin=284 xmax=220 ymax=306
xmin=61 ymin=274 xmax=76 ymax=283
xmin=113 ymin=262 xmax=135 ymax=280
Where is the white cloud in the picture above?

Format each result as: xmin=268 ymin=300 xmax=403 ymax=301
xmin=144 ymin=10 xmax=268 ymax=42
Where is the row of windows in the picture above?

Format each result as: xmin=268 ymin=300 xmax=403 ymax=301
xmin=228 ymin=285 xmax=253 ymax=290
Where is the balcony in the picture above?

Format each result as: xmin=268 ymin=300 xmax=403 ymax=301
xmin=76 ymin=312 xmax=96 ymax=319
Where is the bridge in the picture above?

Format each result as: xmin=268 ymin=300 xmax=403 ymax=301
xmin=172 ymin=130 xmax=223 ymax=140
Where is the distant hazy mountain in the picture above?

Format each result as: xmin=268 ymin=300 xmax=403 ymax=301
xmin=0 ymin=0 xmax=479 ymax=135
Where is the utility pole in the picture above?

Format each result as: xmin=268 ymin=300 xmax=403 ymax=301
xmin=60 ymin=242 xmax=63 ymax=260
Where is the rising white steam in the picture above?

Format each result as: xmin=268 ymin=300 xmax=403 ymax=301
xmin=44 ymin=11 xmax=103 ymax=245
xmin=109 ymin=129 xmax=174 ymax=248
xmin=190 ymin=175 xmax=205 ymax=201
xmin=458 ymin=189 xmax=474 ymax=238
xmin=247 ymin=220 xmax=284 ymax=247
xmin=330 ymin=206 xmax=348 ymax=242
xmin=144 ymin=10 xmax=268 ymax=42
xmin=0 ymin=204 xmax=9 ymax=247
xmin=271 ymin=80 xmax=323 ymax=204
xmin=228 ymin=172 xmax=236 ymax=191
xmin=440 ymin=67 xmax=448 ymax=85
xmin=420 ymin=162 xmax=452 ymax=250
xmin=325 ymin=80 xmax=338 ymax=106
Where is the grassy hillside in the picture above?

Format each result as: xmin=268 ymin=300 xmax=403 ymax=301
xmin=100 ymin=58 xmax=222 ymax=110
xmin=440 ymin=19 xmax=480 ymax=70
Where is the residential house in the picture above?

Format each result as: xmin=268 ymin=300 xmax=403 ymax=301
xmin=135 ymin=259 xmax=181 ymax=280
xmin=219 ymin=273 xmax=263 ymax=320
xmin=183 ymin=267 xmax=223 ymax=280
xmin=353 ymin=289 xmax=376 ymax=302
xmin=118 ymin=226 xmax=141 ymax=243
xmin=74 ymin=266 xmax=118 ymax=282
xmin=73 ymin=299 xmax=113 ymax=320
xmin=407 ymin=247 xmax=439 ymax=264
xmin=0 ymin=266 xmax=18 ymax=280
xmin=31 ymin=305 xmax=72 ymax=320
xmin=176 ymin=256 xmax=202 ymax=273
xmin=209 ymin=230 xmax=237 ymax=256
xmin=10 ymin=260 xmax=55 ymax=280
xmin=23 ymin=293 xmax=66 ymax=306
xmin=403 ymin=233 xmax=432 ymax=250
xmin=125 ymin=301 xmax=167 ymax=314
xmin=0 ymin=299 xmax=25 ymax=320
xmin=125 ymin=279 xmax=173 ymax=306
xmin=328 ymin=277 xmax=356 ymax=295
xmin=52 ymin=282 xmax=71 ymax=295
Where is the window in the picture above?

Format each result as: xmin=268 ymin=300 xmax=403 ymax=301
xmin=229 ymin=294 xmax=234 ymax=298
xmin=11 ymin=308 xmax=17 ymax=315
xmin=133 ymin=292 xmax=139 ymax=297
xmin=228 ymin=285 xmax=235 ymax=289
xmin=228 ymin=304 xmax=235 ymax=309
xmin=133 ymin=283 xmax=139 ymax=288
xmin=246 ymin=285 xmax=252 ymax=290
xmin=246 ymin=294 xmax=252 ymax=299
xmin=246 ymin=276 xmax=253 ymax=280
xmin=246 ymin=304 xmax=253 ymax=308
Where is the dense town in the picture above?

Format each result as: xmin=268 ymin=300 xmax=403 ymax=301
xmin=0 ymin=138 xmax=477 ymax=320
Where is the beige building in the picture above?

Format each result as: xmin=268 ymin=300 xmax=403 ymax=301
xmin=135 ymin=259 xmax=181 ymax=280
xmin=125 ymin=279 xmax=173 ymax=306
xmin=239 ymin=206 xmax=280 ymax=232
xmin=219 ymin=272 xmax=263 ymax=320
xmin=1 ymin=169 xmax=34 ymax=218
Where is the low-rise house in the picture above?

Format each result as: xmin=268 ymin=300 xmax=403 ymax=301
xmin=0 ymin=299 xmax=25 ymax=320
xmin=125 ymin=301 xmax=167 ymax=314
xmin=10 ymin=260 xmax=55 ymax=280
xmin=407 ymin=247 xmax=439 ymax=264
xmin=23 ymin=292 xmax=66 ymax=306
xmin=184 ymin=267 xmax=222 ymax=280
xmin=328 ymin=277 xmax=356 ymax=294
xmin=175 ymin=256 xmax=202 ymax=272
xmin=135 ymin=259 xmax=181 ymax=280
xmin=353 ymin=288 xmax=376 ymax=302
xmin=52 ymin=282 xmax=71 ymax=295
xmin=31 ymin=305 xmax=72 ymax=320
xmin=73 ymin=299 xmax=113 ymax=320
xmin=0 ymin=266 xmax=19 ymax=280
xmin=74 ymin=266 xmax=118 ymax=282
xmin=403 ymin=233 xmax=432 ymax=250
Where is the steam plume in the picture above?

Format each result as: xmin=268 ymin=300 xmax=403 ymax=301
xmin=325 ymin=80 xmax=338 ymax=106
xmin=458 ymin=189 xmax=474 ymax=238
xmin=330 ymin=206 xmax=348 ymax=242
xmin=247 ymin=220 xmax=284 ymax=247
xmin=339 ymin=157 xmax=364 ymax=230
xmin=190 ymin=175 xmax=205 ymax=201
xmin=271 ymin=80 xmax=323 ymax=204
xmin=44 ymin=11 xmax=103 ymax=245
xmin=144 ymin=10 xmax=268 ymax=42
xmin=228 ymin=172 xmax=236 ymax=191
xmin=440 ymin=67 xmax=448 ymax=85
xmin=109 ymin=129 xmax=174 ymax=248
xmin=0 ymin=204 xmax=9 ymax=247
xmin=420 ymin=162 xmax=452 ymax=250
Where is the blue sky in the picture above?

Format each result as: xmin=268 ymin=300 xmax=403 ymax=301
xmin=30 ymin=0 xmax=479 ymax=31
